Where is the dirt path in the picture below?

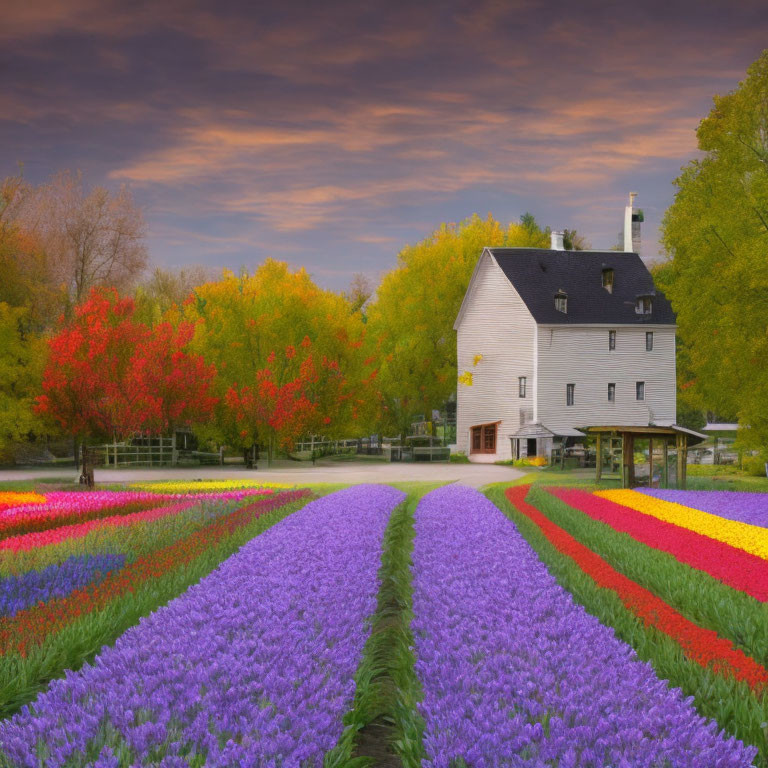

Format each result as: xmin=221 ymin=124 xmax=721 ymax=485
xmin=0 ymin=461 xmax=524 ymax=489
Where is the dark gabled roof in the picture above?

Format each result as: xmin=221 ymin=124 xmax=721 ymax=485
xmin=489 ymin=248 xmax=676 ymax=325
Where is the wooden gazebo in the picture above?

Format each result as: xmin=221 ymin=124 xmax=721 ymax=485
xmin=587 ymin=425 xmax=707 ymax=489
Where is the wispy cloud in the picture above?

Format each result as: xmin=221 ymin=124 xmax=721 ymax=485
xmin=1 ymin=0 xmax=766 ymax=286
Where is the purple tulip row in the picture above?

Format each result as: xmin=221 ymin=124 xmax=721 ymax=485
xmin=410 ymin=485 xmax=757 ymax=767
xmin=641 ymin=488 xmax=768 ymax=527
xmin=0 ymin=553 xmax=125 ymax=618
xmin=0 ymin=484 xmax=405 ymax=767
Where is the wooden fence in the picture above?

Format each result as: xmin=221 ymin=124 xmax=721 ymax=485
xmin=91 ymin=439 xmax=221 ymax=467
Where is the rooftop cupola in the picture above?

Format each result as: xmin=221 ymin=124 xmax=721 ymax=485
xmin=550 ymin=231 xmax=565 ymax=250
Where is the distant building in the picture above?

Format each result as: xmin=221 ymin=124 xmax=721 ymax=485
xmin=454 ymin=197 xmax=679 ymax=463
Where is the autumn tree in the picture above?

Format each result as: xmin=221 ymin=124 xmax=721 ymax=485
xmin=0 ymin=175 xmax=62 ymax=329
xmin=134 ymin=266 xmax=213 ymax=324
xmin=224 ymin=346 xmax=319 ymax=465
xmin=37 ymin=288 xmax=217 ymax=481
xmin=182 ymin=260 xmax=376 ymax=459
xmin=127 ymin=321 xmax=217 ymax=437
xmin=19 ymin=170 xmax=148 ymax=313
xmin=0 ymin=172 xmax=27 ymax=225
xmin=344 ymin=273 xmax=374 ymax=314
xmin=366 ymin=213 xmax=548 ymax=437
xmin=36 ymin=289 xmax=146 ymax=478
xmin=659 ymin=50 xmax=768 ymax=449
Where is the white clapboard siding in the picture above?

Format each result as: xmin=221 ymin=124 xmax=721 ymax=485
xmin=455 ymin=252 xmax=536 ymax=461
xmin=536 ymin=325 xmax=676 ymax=433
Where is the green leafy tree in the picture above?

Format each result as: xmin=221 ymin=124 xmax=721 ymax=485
xmin=367 ymin=213 xmax=548 ymax=437
xmin=659 ymin=50 xmax=768 ymax=447
xmin=0 ymin=304 xmax=46 ymax=459
xmin=563 ymin=228 xmax=591 ymax=250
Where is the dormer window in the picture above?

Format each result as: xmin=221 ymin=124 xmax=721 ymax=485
xmin=635 ymin=295 xmax=652 ymax=315
xmin=554 ymin=291 xmax=567 ymax=313
xmin=601 ymin=268 xmax=614 ymax=293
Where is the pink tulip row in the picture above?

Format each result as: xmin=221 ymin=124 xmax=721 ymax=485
xmin=0 ymin=489 xmax=273 ymax=540
xmin=0 ymin=501 xmax=197 ymax=552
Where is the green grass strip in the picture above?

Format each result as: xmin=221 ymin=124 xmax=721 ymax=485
xmin=485 ymin=485 xmax=768 ymax=768
xmin=527 ymin=485 xmax=768 ymax=666
xmin=0 ymin=494 xmax=313 ymax=720
xmin=325 ymin=486 xmax=435 ymax=768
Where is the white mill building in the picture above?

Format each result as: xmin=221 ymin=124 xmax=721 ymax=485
xmin=454 ymin=196 xmax=685 ymax=466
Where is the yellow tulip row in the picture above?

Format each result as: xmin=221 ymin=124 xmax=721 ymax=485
xmin=129 ymin=480 xmax=295 ymax=493
xmin=596 ymin=489 xmax=768 ymax=560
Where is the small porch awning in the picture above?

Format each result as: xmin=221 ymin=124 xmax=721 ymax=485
xmin=508 ymin=423 xmax=585 ymax=439
xmin=585 ymin=424 xmax=706 ymax=446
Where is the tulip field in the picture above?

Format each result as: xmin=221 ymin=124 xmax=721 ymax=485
xmin=496 ymin=484 xmax=768 ymax=768
xmin=0 ymin=481 xmax=765 ymax=765
xmin=0 ymin=483 xmax=312 ymax=722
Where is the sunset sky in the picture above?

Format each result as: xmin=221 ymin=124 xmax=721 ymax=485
xmin=3 ymin=0 xmax=767 ymax=290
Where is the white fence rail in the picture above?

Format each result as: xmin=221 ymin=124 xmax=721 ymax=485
xmin=91 ymin=441 xmax=221 ymax=467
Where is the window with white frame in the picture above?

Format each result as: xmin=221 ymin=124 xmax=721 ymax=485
xmin=608 ymin=383 xmax=615 ymax=402
xmin=635 ymin=296 xmax=652 ymax=315
xmin=518 ymin=376 xmax=527 ymax=398
xmin=554 ymin=291 xmax=567 ymax=313
xmin=608 ymin=330 xmax=616 ymax=350
xmin=646 ymin=331 xmax=653 ymax=351
xmin=566 ymin=383 xmax=575 ymax=406
xmin=636 ymin=381 xmax=645 ymax=400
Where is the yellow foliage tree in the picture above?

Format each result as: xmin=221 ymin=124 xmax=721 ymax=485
xmin=367 ymin=213 xmax=548 ymax=437
xmin=181 ymin=260 xmax=377 ymax=457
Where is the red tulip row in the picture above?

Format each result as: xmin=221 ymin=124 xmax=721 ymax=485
xmin=0 ymin=489 xmax=309 ymax=658
xmin=550 ymin=487 xmax=768 ymax=602
xmin=505 ymin=486 xmax=768 ymax=692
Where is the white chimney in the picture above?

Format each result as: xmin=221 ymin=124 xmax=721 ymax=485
xmin=623 ymin=192 xmax=640 ymax=252
xmin=550 ymin=231 xmax=565 ymax=250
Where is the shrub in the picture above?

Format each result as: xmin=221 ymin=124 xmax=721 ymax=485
xmin=495 ymin=456 xmax=548 ymax=467
xmin=743 ymin=456 xmax=768 ymax=477
xmin=449 ymin=452 xmax=470 ymax=463
xmin=687 ymin=464 xmax=744 ymax=477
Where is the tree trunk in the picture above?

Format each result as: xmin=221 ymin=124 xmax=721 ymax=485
xmin=79 ymin=442 xmax=94 ymax=488
xmin=74 ymin=436 xmax=80 ymax=470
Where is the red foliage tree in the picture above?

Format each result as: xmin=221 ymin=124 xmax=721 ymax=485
xmin=36 ymin=288 xmax=145 ymax=442
xmin=36 ymin=288 xmax=217 ymax=481
xmin=224 ymin=345 xmax=321 ymax=462
xmin=127 ymin=321 xmax=217 ymax=436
